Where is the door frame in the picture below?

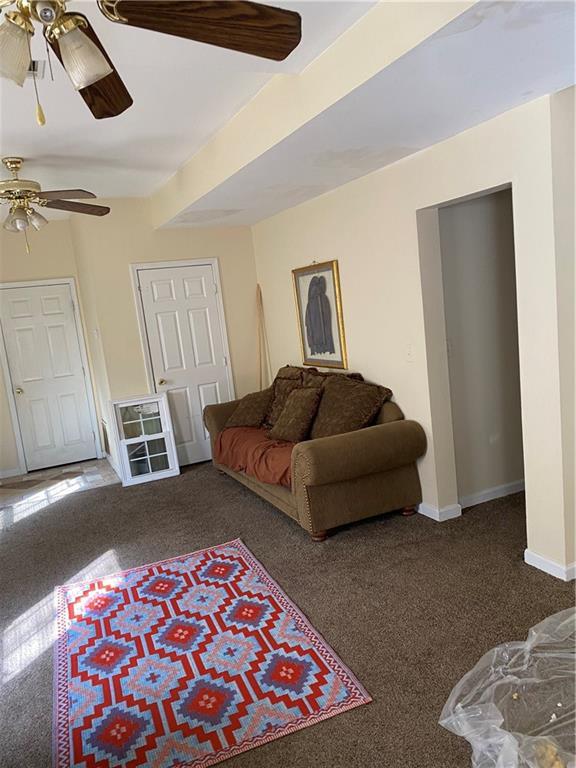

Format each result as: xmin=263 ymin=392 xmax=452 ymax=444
xmin=0 ymin=277 xmax=104 ymax=478
xmin=129 ymin=258 xmax=236 ymax=400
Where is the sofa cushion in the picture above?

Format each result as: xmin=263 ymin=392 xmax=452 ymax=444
xmin=226 ymin=387 xmax=273 ymax=428
xmin=214 ymin=427 xmax=294 ymax=487
xmin=310 ymin=376 xmax=392 ymax=439
xmin=269 ymin=387 xmax=323 ymax=443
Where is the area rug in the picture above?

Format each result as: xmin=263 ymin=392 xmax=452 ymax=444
xmin=53 ymin=539 xmax=371 ymax=767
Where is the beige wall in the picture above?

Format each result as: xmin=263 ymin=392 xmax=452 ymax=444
xmin=550 ymin=87 xmax=575 ymax=567
xmin=69 ymin=198 xmax=258 ymax=403
xmin=0 ymin=222 xmax=79 ymax=475
xmin=0 ymin=204 xmax=258 ymax=474
xmin=252 ymin=93 xmax=573 ymax=572
xmin=439 ymin=189 xmax=524 ymax=502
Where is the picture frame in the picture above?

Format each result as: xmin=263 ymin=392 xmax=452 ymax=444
xmin=292 ymin=260 xmax=348 ymax=369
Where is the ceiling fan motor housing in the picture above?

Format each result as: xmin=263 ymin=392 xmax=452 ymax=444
xmin=0 ymin=157 xmax=40 ymax=197
xmin=0 ymin=179 xmax=41 ymax=195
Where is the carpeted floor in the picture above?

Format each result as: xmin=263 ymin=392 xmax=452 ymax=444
xmin=0 ymin=462 xmax=573 ymax=768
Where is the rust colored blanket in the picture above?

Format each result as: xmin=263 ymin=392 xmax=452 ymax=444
xmin=214 ymin=427 xmax=294 ymax=488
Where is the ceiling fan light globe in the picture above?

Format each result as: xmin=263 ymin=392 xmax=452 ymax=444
xmin=58 ymin=25 xmax=112 ymax=91
xmin=28 ymin=208 xmax=48 ymax=230
xmin=5 ymin=206 xmax=30 ymax=232
xmin=0 ymin=15 xmax=32 ymax=87
xmin=3 ymin=213 xmax=20 ymax=232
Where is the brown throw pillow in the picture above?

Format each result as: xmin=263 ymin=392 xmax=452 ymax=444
xmin=264 ymin=366 xmax=306 ymax=426
xmin=303 ymin=368 xmax=364 ymax=388
xmin=275 ymin=365 xmax=304 ymax=380
xmin=266 ymin=379 xmax=302 ymax=426
xmin=226 ymin=388 xmax=273 ymax=428
xmin=264 ymin=365 xmax=366 ymax=427
xmin=269 ymin=387 xmax=323 ymax=443
xmin=310 ymin=376 xmax=392 ymax=439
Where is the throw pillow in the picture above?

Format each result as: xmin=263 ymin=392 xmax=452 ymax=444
xmin=266 ymin=378 xmax=302 ymax=426
xmin=302 ymin=368 xmax=364 ymax=388
xmin=269 ymin=387 xmax=323 ymax=443
xmin=264 ymin=366 xmax=307 ymax=426
xmin=275 ymin=365 xmax=304 ymax=380
xmin=310 ymin=376 xmax=392 ymax=439
xmin=226 ymin=388 xmax=273 ymax=428
xmin=264 ymin=365 xmax=366 ymax=427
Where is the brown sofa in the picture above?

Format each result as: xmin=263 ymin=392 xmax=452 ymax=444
xmin=203 ymin=373 xmax=427 ymax=541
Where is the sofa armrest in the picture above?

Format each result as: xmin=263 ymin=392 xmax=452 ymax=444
xmin=203 ymin=400 xmax=240 ymax=437
xmin=292 ymin=420 xmax=427 ymax=486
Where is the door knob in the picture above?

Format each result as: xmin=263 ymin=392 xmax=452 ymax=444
xmin=15 ymin=387 xmax=24 ymax=395
xmin=158 ymin=378 xmax=167 ymax=386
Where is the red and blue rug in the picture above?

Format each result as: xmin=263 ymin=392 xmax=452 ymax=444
xmin=54 ymin=539 xmax=370 ymax=767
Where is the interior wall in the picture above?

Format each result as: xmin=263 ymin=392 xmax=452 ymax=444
xmin=550 ymin=86 xmax=575 ymax=567
xmin=438 ymin=189 xmax=524 ymax=504
xmin=0 ymin=222 xmax=79 ymax=476
xmin=69 ymin=199 xmax=259 ymax=405
xmin=252 ymin=93 xmax=573 ymax=572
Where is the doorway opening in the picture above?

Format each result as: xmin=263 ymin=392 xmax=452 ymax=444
xmin=417 ymin=184 xmax=525 ymax=516
xmin=438 ymin=188 xmax=524 ymax=508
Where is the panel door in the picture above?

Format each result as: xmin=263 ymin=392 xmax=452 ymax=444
xmin=0 ymin=284 xmax=97 ymax=471
xmin=137 ymin=264 xmax=232 ymax=465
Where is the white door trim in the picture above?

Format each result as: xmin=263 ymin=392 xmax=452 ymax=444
xmin=129 ymin=258 xmax=236 ymax=401
xmin=0 ymin=277 xmax=104 ymax=476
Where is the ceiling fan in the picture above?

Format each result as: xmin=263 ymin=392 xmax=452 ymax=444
xmin=0 ymin=156 xmax=110 ymax=239
xmin=0 ymin=0 xmax=302 ymax=120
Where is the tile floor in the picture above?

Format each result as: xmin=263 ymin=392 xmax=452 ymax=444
xmin=0 ymin=459 xmax=120 ymax=531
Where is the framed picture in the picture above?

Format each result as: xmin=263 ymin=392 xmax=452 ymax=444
xmin=292 ymin=260 xmax=348 ymax=369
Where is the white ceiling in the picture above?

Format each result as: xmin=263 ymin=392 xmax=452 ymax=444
xmin=169 ymin=0 xmax=576 ymax=227
xmin=0 ymin=0 xmax=375 ymax=196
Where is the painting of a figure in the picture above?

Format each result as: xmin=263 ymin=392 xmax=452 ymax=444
xmin=292 ymin=260 xmax=347 ymax=368
xmin=306 ymin=275 xmax=335 ymax=355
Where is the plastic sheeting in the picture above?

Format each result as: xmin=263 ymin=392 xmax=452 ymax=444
xmin=440 ymin=608 xmax=575 ymax=768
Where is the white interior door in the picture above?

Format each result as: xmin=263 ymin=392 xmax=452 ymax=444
xmin=0 ymin=284 xmax=97 ymax=471
xmin=137 ymin=263 xmax=232 ymax=465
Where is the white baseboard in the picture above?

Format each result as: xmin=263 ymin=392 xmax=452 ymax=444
xmin=460 ymin=480 xmax=525 ymax=509
xmin=0 ymin=468 xmax=22 ymax=480
xmin=524 ymin=549 xmax=576 ymax=581
xmin=418 ymin=502 xmax=462 ymax=522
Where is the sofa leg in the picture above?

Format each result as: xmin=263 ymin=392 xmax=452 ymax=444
xmin=311 ymin=530 xmax=327 ymax=542
xmin=402 ymin=506 xmax=417 ymax=517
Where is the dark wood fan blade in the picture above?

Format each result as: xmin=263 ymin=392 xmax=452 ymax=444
xmin=105 ymin=1 xmax=301 ymax=61
xmin=44 ymin=200 xmax=111 ymax=216
xmin=47 ymin=15 xmax=133 ymax=119
xmin=37 ymin=189 xmax=97 ymax=200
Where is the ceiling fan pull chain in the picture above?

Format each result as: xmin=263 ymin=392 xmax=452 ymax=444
xmin=27 ymin=34 xmax=46 ymax=126
xmin=45 ymin=37 xmax=55 ymax=82
xmin=24 ymin=227 xmax=31 ymax=256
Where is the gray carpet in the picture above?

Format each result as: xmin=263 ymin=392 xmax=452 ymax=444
xmin=0 ymin=463 xmax=573 ymax=768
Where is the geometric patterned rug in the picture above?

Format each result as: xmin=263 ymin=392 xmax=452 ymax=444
xmin=53 ymin=539 xmax=371 ymax=767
